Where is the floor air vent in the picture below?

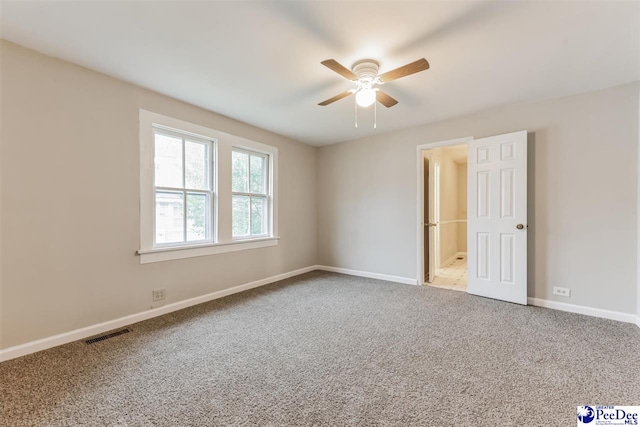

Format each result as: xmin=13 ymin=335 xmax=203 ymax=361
xmin=85 ymin=329 xmax=130 ymax=345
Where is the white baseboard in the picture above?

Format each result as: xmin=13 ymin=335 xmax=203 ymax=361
xmin=528 ymin=297 xmax=637 ymax=325
xmin=0 ymin=265 xmax=316 ymax=362
xmin=440 ymin=253 xmax=457 ymax=269
xmin=315 ymin=265 xmax=417 ymax=286
xmin=440 ymin=252 xmax=467 ymax=268
xmin=2 ymin=265 xmax=637 ymax=362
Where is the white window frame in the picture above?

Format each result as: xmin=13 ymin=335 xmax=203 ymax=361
xmin=231 ymin=147 xmax=271 ymax=240
xmin=138 ymin=110 xmax=279 ymax=264
xmin=153 ymin=127 xmax=215 ymax=248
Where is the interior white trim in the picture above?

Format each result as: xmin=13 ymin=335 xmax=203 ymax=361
xmin=527 ymin=297 xmax=637 ymax=325
xmin=319 ymin=267 xmax=638 ymax=328
xmin=440 ymin=251 xmax=467 ymax=269
xmin=316 ymin=265 xmax=418 ymax=286
xmin=637 ymin=84 xmax=640 ymax=331
xmin=3 ymin=266 xmax=638 ymax=362
xmin=138 ymin=237 xmax=280 ymax=264
xmin=0 ymin=265 xmax=316 ymax=362
xmin=440 ymin=253 xmax=457 ymax=269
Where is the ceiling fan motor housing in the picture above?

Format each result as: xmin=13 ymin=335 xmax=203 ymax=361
xmin=352 ymin=60 xmax=379 ymax=84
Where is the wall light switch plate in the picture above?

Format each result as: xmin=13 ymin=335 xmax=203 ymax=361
xmin=553 ymin=287 xmax=571 ymax=297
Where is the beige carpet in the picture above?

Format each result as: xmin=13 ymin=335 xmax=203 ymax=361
xmin=2 ymin=271 xmax=639 ymax=426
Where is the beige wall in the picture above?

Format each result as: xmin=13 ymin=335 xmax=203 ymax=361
xmin=318 ymin=82 xmax=639 ymax=314
xmin=0 ymin=41 xmax=317 ymax=349
xmin=457 ymin=163 xmax=467 ymax=252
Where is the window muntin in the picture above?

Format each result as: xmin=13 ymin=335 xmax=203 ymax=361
xmin=153 ymin=127 xmax=214 ymax=247
xmin=231 ymin=148 xmax=269 ymax=238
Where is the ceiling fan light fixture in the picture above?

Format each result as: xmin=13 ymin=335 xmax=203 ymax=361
xmin=318 ymin=57 xmax=428 ymax=110
xmin=356 ymin=87 xmax=377 ymax=107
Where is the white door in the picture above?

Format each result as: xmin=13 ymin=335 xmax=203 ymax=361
xmin=427 ymin=155 xmax=438 ymax=282
xmin=467 ymin=131 xmax=527 ymax=304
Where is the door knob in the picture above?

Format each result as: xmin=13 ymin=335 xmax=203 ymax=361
xmin=516 ymin=224 xmax=525 ymax=230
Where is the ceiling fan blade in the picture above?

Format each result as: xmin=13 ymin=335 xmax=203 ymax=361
xmin=318 ymin=90 xmax=354 ymax=106
xmin=377 ymin=90 xmax=399 ymax=108
xmin=321 ymin=59 xmax=358 ymax=81
xmin=378 ymin=58 xmax=430 ymax=83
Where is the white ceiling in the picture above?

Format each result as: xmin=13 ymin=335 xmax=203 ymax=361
xmin=1 ymin=1 xmax=638 ymax=146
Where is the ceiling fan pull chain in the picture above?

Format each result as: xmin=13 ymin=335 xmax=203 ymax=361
xmin=354 ymin=99 xmax=358 ymax=128
xmin=374 ymin=100 xmax=377 ymax=129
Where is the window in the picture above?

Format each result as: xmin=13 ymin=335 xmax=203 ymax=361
xmin=153 ymin=128 xmax=213 ymax=246
xmin=139 ymin=110 xmax=278 ymax=264
xmin=232 ymin=149 xmax=269 ymax=238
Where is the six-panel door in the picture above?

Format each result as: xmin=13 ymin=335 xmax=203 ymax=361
xmin=467 ymin=131 xmax=527 ymax=305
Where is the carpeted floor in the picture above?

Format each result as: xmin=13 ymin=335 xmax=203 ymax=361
xmin=2 ymin=271 xmax=639 ymax=426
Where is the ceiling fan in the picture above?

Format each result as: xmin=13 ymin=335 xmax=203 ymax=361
xmin=318 ymin=58 xmax=430 ymax=108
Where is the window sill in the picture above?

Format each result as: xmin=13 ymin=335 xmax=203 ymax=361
xmin=137 ymin=237 xmax=280 ymax=264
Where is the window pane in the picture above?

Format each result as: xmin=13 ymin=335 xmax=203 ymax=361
xmin=185 ymin=141 xmax=209 ymax=190
xmin=232 ymin=195 xmax=250 ymax=237
xmin=155 ymin=191 xmax=184 ymax=244
xmin=186 ymin=193 xmax=209 ymax=241
xmin=251 ymin=196 xmax=267 ymax=235
xmin=232 ymin=151 xmax=249 ymax=192
xmin=250 ymin=155 xmax=266 ymax=194
xmin=154 ymin=133 xmax=183 ymax=188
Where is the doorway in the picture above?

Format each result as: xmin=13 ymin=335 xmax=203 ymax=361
xmin=422 ymin=144 xmax=468 ymax=292
xmin=416 ymin=131 xmax=528 ymax=305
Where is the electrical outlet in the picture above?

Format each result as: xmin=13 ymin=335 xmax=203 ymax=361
xmin=152 ymin=288 xmax=166 ymax=302
xmin=553 ymin=287 xmax=571 ymax=297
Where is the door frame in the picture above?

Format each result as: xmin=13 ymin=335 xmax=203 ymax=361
xmin=416 ymin=137 xmax=473 ymax=286
xmin=416 ymin=136 xmax=473 ymax=286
